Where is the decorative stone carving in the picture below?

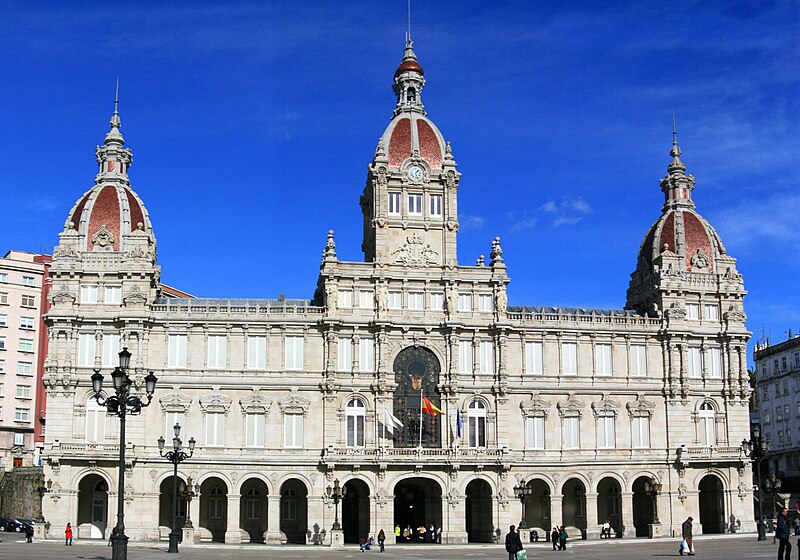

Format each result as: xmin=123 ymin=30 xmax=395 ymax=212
xmin=495 ymin=287 xmax=507 ymax=315
xmin=724 ymin=304 xmax=746 ymax=322
xmin=322 ymin=230 xmax=337 ymax=261
xmin=325 ymin=282 xmax=337 ymax=311
xmin=446 ymin=488 xmax=462 ymax=509
xmin=392 ymin=233 xmax=438 ymax=267
xmin=239 ymin=388 xmax=272 ymax=414
xmin=497 ymin=487 xmax=511 ymax=510
xmin=591 ymin=394 xmax=621 ymax=417
xmin=520 ymin=392 xmax=551 ymax=417
xmin=665 ymin=301 xmax=687 ymax=319
xmin=91 ymin=224 xmax=115 ymax=251
xmin=123 ymin=286 xmax=148 ymax=305
xmin=690 ymin=248 xmax=710 ymax=271
xmin=198 ymin=387 xmax=232 ymax=414
xmin=489 ymin=237 xmax=504 ymax=266
xmin=159 ymin=386 xmax=193 ymax=413
xmin=50 ymin=284 xmax=76 ymax=304
xmin=678 ymin=483 xmax=687 ymax=503
xmin=627 ymin=393 xmax=656 ymax=417
xmin=278 ymin=388 xmax=311 ymax=416
xmin=557 ymin=393 xmax=585 ymax=416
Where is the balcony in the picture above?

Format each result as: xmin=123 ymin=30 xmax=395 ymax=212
xmin=321 ymin=446 xmax=505 ymax=468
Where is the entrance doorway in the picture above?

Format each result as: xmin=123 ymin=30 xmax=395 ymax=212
xmin=158 ymin=476 xmax=187 ymax=537
xmin=632 ymin=476 xmax=654 ymax=537
xmin=280 ymin=479 xmax=308 ymax=544
xmin=465 ymin=479 xmax=493 ymax=542
xmin=240 ymin=478 xmax=268 ymax=543
xmin=393 ymin=477 xmax=442 ymax=543
xmin=561 ymin=479 xmax=587 ymax=539
xmin=342 ymin=479 xmax=370 ymax=544
xmin=77 ymin=474 xmax=108 ymax=538
xmin=596 ymin=477 xmax=622 ymax=537
xmin=698 ymin=475 xmax=724 ymax=534
xmin=199 ymin=477 xmax=228 ymax=542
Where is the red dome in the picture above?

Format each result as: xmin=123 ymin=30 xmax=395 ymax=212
xmin=394 ymin=59 xmax=424 ymax=78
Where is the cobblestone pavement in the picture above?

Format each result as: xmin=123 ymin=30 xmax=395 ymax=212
xmin=0 ymin=533 xmax=781 ymax=559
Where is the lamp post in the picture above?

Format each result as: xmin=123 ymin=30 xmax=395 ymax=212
xmin=764 ymin=473 xmax=782 ymax=522
xmin=643 ymin=477 xmax=662 ymax=525
xmin=91 ymin=347 xmax=158 ymax=560
xmin=158 ymin=423 xmax=196 ymax=553
xmin=513 ymin=480 xmax=534 ymax=530
xmin=178 ymin=477 xmax=199 ymax=529
xmin=326 ymin=479 xmax=347 ymax=530
xmin=743 ymin=427 xmax=771 ymax=540
xmin=34 ymin=476 xmax=52 ymax=523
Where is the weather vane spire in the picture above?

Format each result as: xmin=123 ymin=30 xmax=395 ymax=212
xmin=672 ymin=110 xmax=677 ymax=146
xmin=407 ymin=0 xmax=412 ymax=42
xmin=114 ymin=78 xmax=120 ymax=117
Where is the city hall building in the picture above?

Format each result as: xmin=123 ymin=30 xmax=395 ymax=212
xmin=40 ymin=40 xmax=753 ymax=544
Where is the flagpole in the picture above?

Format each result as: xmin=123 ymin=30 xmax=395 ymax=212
xmin=419 ymin=388 xmax=424 ymax=448
xmin=382 ymin=402 xmax=387 ymax=447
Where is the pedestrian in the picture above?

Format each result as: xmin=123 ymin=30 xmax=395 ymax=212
xmin=108 ymin=526 xmax=118 ymax=546
xmin=679 ymin=516 xmax=695 ymax=556
xmin=504 ymin=525 xmax=523 ymax=560
xmin=417 ymin=524 xmax=426 ymax=542
xmin=25 ymin=523 xmax=34 ymax=543
xmin=558 ymin=526 xmax=567 ymax=550
xmin=551 ymin=526 xmax=559 ymax=550
xmin=429 ymin=523 xmax=435 ymax=543
xmin=378 ymin=529 xmax=386 ymax=552
xmin=394 ymin=523 xmax=401 ymax=543
xmin=794 ymin=516 xmax=800 ymax=536
xmin=601 ymin=519 xmax=611 ymax=539
xmin=777 ymin=508 xmax=791 ymax=560
xmin=65 ymin=523 xmax=73 ymax=546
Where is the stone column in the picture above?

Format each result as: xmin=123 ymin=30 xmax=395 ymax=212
xmin=585 ymin=492 xmax=599 ymax=539
xmin=374 ymin=494 xmax=394 ymax=542
xmin=224 ymin=493 xmax=242 ymax=543
xmin=265 ymin=495 xmax=283 ymax=544
xmin=442 ymin=491 xmax=468 ymax=543
xmin=307 ymin=495 xmax=326 ymax=545
xmin=550 ymin=493 xmax=564 ymax=528
xmin=620 ymin=492 xmax=634 ymax=538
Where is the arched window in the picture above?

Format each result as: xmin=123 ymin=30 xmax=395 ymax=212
xmin=245 ymin=488 xmax=262 ymax=520
xmin=699 ymin=402 xmax=716 ymax=446
xmin=346 ymin=398 xmax=366 ymax=447
xmin=209 ymin=487 xmax=225 ymax=519
xmin=86 ymin=398 xmax=106 ymax=443
xmin=467 ymin=399 xmax=487 ymax=448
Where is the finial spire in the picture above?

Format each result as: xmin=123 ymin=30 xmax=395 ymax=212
xmin=659 ymin=113 xmax=695 ymax=211
xmin=667 ymin=112 xmax=685 ymax=175
xmin=107 ymin=79 xmax=122 ymax=136
xmin=407 ymin=0 xmax=412 ymax=42
xmin=672 ymin=110 xmax=677 ymax=146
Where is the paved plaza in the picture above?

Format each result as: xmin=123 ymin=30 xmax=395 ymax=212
xmin=0 ymin=534 xmax=782 ymax=560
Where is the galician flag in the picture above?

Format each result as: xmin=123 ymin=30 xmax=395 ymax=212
xmin=422 ymin=396 xmax=443 ymax=416
xmin=383 ymin=407 xmax=404 ymax=434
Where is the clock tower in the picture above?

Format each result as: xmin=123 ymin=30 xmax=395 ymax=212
xmin=360 ymin=40 xmax=461 ymax=267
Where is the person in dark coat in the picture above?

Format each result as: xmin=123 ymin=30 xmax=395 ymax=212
xmin=777 ymin=508 xmax=791 ymax=560
xmin=558 ymin=526 xmax=568 ymax=550
xmin=551 ymin=526 xmax=559 ymax=550
xmin=24 ymin=523 xmax=34 ymax=543
xmin=504 ymin=525 xmax=523 ymax=560
xmin=377 ymin=529 xmax=386 ymax=552
xmin=680 ymin=516 xmax=695 ymax=556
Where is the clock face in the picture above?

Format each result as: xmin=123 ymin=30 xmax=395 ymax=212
xmin=407 ymin=165 xmax=424 ymax=181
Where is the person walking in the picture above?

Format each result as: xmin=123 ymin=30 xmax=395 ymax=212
xmin=551 ymin=526 xmax=559 ymax=550
xmin=24 ymin=523 xmax=34 ymax=543
xmin=679 ymin=516 xmax=695 ymax=556
xmin=378 ymin=529 xmax=386 ymax=552
xmin=394 ymin=524 xmax=401 ymax=543
xmin=65 ymin=523 xmax=73 ymax=546
xmin=504 ymin=525 xmax=523 ymax=560
xmin=558 ymin=526 xmax=567 ymax=550
xmin=777 ymin=508 xmax=791 ymax=560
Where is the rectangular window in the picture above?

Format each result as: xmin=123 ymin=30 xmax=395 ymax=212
xmin=0 ymin=314 xmax=6 ymax=327
xmin=205 ymin=413 xmax=224 ymax=446
xmin=338 ymin=290 xmax=352 ymax=308
xmin=0 ymin=273 xmax=6 ymax=282
xmin=0 ymin=360 xmax=4 ymax=373
xmin=14 ymin=408 xmax=30 ymax=422
xmin=21 ymin=276 xmax=34 ymax=286
xmin=561 ymin=342 xmax=578 ymax=375
xmin=468 ymin=413 xmax=486 ymax=448
xmin=86 ymin=404 xmax=105 ymax=443
xmin=773 ymin=359 xmax=780 ymax=374
xmin=18 ymin=338 xmax=33 ymax=352
xmin=17 ymin=362 xmax=32 ymax=375
xmin=458 ymin=340 xmax=472 ymax=374
xmin=0 ymin=292 xmax=7 ymax=304
xmin=526 ymin=416 xmax=545 ymax=449
xmin=21 ymin=295 xmax=35 ymax=307
xmin=13 ymin=433 xmax=24 ymax=446
xmin=19 ymin=316 xmax=34 ymax=330
xmin=358 ymin=290 xmax=373 ymax=309
xmin=562 ymin=416 xmax=580 ymax=449
xmin=347 ymin=411 xmax=365 ymax=448
xmin=164 ymin=411 xmax=185 ymax=440
xmin=285 ymin=336 xmax=304 ymax=370
xmin=795 ymin=352 xmax=800 ymax=368
xmin=105 ymin=286 xmax=122 ymax=304
xmin=80 ymin=285 xmax=98 ymax=303
xmin=408 ymin=193 xmax=422 ymax=215
xmin=247 ymin=336 xmax=267 ymax=370
xmin=0 ymin=336 xmax=5 ymax=350
xmin=764 ymin=411 xmax=771 ymax=425
xmin=688 ymin=348 xmax=702 ymax=377
xmin=525 ymin=341 xmax=543 ymax=375
xmin=429 ymin=194 xmax=442 ymax=217
xmin=168 ymin=335 xmax=188 ymax=368
xmin=632 ymin=416 xmax=651 ymax=448
xmin=101 ymin=333 xmax=120 ymax=368
xmin=704 ymin=304 xmax=719 ymax=320
xmin=337 ymin=337 xmax=352 ymax=372
xmin=777 ymin=406 xmax=783 ymax=422
xmin=597 ymin=415 xmax=616 ymax=449
xmin=0 ymin=383 xmax=3 ymax=395
xmin=707 ymin=347 xmax=722 ymax=378
xmin=782 ymin=357 xmax=788 ymax=372
xmin=430 ymin=293 xmax=443 ymax=311
xmin=595 ymin=344 xmax=612 ymax=376
xmin=284 ymin=413 xmax=304 ymax=448
xmin=246 ymin=413 xmax=265 ymax=447
xmin=388 ymin=192 xmax=401 ymax=215
xmin=388 ymin=291 xmax=402 ymax=309
xmin=630 ymin=345 xmax=647 ymax=376
xmin=478 ymin=294 xmax=493 ymax=312
xmin=408 ymin=292 xmax=424 ymax=310
xmin=686 ymin=304 xmax=699 ymax=320
xmin=78 ymin=333 xmax=95 ymax=367
xmin=457 ymin=293 xmax=472 ymax=312
xmin=359 ymin=339 xmax=374 ymax=372
xmin=16 ymin=385 xmax=31 ymax=398
xmin=207 ymin=335 xmax=227 ymax=369
xmin=479 ymin=341 xmax=493 ymax=374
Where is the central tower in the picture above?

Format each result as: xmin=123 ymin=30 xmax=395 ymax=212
xmin=360 ymin=40 xmax=461 ymax=266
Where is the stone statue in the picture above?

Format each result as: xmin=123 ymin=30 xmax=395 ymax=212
xmin=376 ymin=284 xmax=388 ymax=313
xmin=325 ymin=283 xmax=337 ymax=311
xmin=495 ymin=288 xmax=507 ymax=314
xmin=445 ymin=286 xmax=457 ymax=317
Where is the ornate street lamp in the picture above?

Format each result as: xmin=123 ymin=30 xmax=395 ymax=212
xmin=34 ymin=476 xmax=52 ymax=523
xmin=743 ymin=426 xmax=771 ymax=540
xmin=92 ymin=347 xmax=158 ymax=560
xmin=326 ymin=479 xmax=347 ymax=530
xmin=764 ymin=472 xmax=782 ymax=522
xmin=643 ymin=477 xmax=662 ymax=525
xmin=513 ymin=480 xmax=534 ymax=530
xmin=178 ymin=477 xmax=199 ymax=530
xmin=158 ymin=424 xmax=196 ymax=553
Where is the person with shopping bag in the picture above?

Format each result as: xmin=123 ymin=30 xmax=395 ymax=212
xmin=505 ymin=525 xmax=524 ymax=560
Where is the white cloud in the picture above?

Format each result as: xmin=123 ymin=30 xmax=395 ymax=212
xmin=511 ymin=217 xmax=538 ymax=232
xmin=712 ymin=193 xmax=800 ymax=251
xmin=460 ymin=215 xmax=486 ymax=231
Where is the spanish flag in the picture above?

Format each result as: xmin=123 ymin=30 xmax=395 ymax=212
xmin=422 ymin=396 xmax=443 ymax=416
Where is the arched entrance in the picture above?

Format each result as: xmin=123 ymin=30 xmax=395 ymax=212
xmin=199 ymin=477 xmax=228 ymax=542
xmin=561 ymin=479 xmax=587 ymax=539
xmin=632 ymin=476 xmax=654 ymax=537
xmin=465 ymin=479 xmax=493 ymax=542
xmin=280 ymin=479 xmax=308 ymax=544
xmin=393 ymin=477 xmax=443 ymax=543
xmin=77 ymin=474 xmax=108 ymax=539
xmin=523 ymin=479 xmax=551 ymax=539
xmin=596 ymin=477 xmax=622 ymax=538
xmin=158 ymin=476 xmax=187 ymax=538
xmin=240 ymin=478 xmax=268 ymax=543
xmin=393 ymin=347 xmax=442 ymax=448
xmin=699 ymin=475 xmax=725 ymax=534
xmin=342 ymin=479 xmax=370 ymax=544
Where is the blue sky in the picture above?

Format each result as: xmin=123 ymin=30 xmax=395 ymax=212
xmin=0 ymin=1 xmax=797 ymax=362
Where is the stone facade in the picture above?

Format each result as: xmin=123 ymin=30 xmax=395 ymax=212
xmin=40 ymin=41 xmax=753 ymax=544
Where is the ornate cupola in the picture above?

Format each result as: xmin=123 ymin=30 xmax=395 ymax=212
xmin=360 ymin=39 xmax=461 ymax=267
xmin=626 ymin=129 xmax=745 ymax=320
